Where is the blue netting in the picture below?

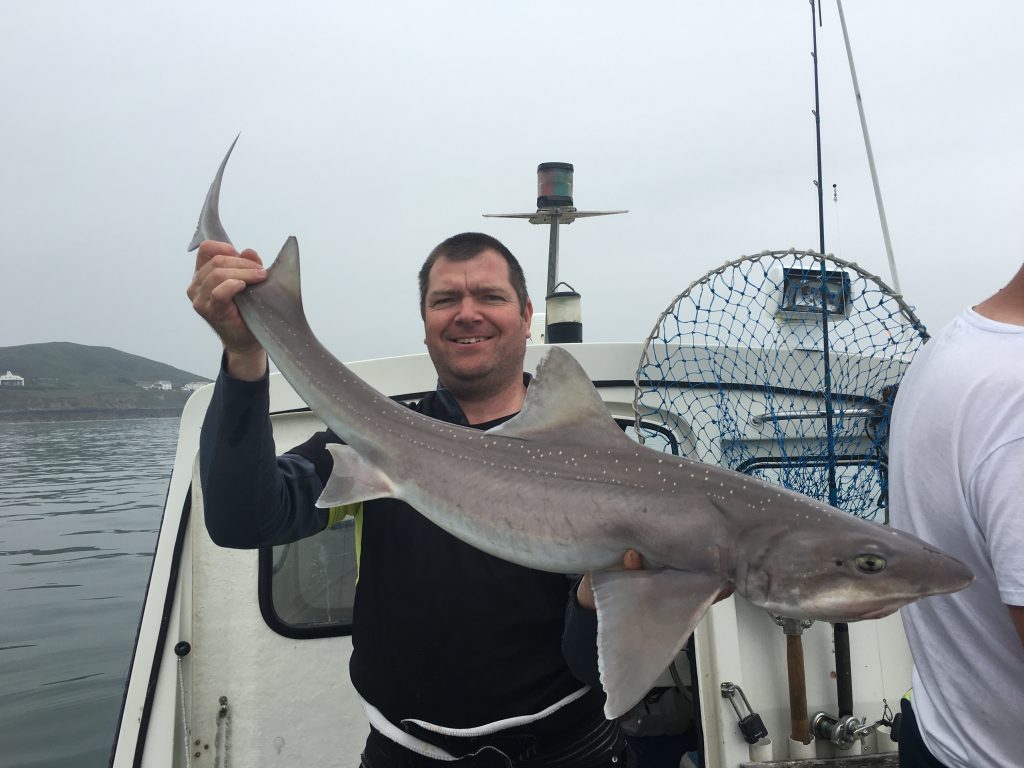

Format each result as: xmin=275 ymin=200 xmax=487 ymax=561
xmin=633 ymin=250 xmax=927 ymax=521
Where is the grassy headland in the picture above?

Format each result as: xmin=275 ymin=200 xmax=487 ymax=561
xmin=0 ymin=342 xmax=211 ymax=422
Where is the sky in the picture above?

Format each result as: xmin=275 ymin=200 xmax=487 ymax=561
xmin=3 ymin=1 xmax=1021 ymax=380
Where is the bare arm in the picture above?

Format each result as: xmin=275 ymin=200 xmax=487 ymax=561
xmin=187 ymin=239 xmax=269 ymax=381
xmin=1010 ymin=605 xmax=1024 ymax=649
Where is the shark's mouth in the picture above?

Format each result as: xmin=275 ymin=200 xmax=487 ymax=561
xmin=857 ymin=604 xmax=899 ymax=621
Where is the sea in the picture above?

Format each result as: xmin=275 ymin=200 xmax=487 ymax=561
xmin=0 ymin=417 xmax=179 ymax=767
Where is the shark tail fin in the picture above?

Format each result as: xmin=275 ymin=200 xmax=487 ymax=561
xmin=188 ymin=134 xmax=240 ymax=251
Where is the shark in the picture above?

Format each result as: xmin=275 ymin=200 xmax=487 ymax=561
xmin=188 ymin=139 xmax=974 ymax=720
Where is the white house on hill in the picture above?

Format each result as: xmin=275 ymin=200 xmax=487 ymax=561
xmin=0 ymin=370 xmax=25 ymax=387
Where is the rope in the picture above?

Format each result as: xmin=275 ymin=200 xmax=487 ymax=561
xmin=215 ymin=696 xmax=231 ymax=768
xmin=177 ymin=655 xmax=192 ymax=768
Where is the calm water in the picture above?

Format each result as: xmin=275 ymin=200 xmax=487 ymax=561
xmin=0 ymin=418 xmax=179 ymax=767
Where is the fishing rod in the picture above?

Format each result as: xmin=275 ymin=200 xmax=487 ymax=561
xmin=836 ymin=0 xmax=901 ymax=294
xmin=811 ymin=0 xmax=856 ymax=732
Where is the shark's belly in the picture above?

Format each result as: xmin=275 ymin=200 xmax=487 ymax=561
xmin=396 ymin=467 xmax=711 ymax=575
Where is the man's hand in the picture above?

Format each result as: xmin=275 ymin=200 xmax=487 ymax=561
xmin=187 ymin=240 xmax=269 ymax=380
xmin=576 ymin=550 xmax=643 ymax=611
xmin=576 ymin=550 xmax=736 ymax=611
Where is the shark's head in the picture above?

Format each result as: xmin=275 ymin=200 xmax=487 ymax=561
xmin=734 ymin=517 xmax=974 ymax=621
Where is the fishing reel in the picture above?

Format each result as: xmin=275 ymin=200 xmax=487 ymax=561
xmin=811 ymin=700 xmax=898 ymax=750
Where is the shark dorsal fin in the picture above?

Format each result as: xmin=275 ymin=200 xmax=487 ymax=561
xmin=488 ymin=347 xmax=634 ymax=448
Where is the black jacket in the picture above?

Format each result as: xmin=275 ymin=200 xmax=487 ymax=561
xmin=199 ymin=365 xmax=606 ymax=736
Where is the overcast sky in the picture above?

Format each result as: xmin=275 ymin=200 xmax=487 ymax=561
xmin=3 ymin=1 xmax=1021 ymax=380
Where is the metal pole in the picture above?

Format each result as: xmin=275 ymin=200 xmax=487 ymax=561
xmin=834 ymin=623 xmax=854 ymax=716
xmin=787 ymin=632 xmax=811 ymax=744
xmin=546 ymin=213 xmax=561 ymax=297
xmin=835 ymin=0 xmax=902 ymax=294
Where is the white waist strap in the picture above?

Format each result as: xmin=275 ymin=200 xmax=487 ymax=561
xmin=359 ymin=686 xmax=591 ymax=758
xmin=403 ymin=686 xmax=591 ymax=737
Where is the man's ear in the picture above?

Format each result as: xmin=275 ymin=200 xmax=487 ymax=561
xmin=522 ymin=298 xmax=534 ymax=333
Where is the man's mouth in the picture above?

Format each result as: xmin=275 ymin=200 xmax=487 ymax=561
xmin=453 ymin=337 xmax=489 ymax=345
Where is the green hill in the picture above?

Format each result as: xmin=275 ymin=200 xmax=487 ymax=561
xmin=0 ymin=342 xmax=212 ymax=422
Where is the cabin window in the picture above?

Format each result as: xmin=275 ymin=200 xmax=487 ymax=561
xmin=258 ymin=415 xmax=681 ymax=638
xmin=259 ymin=516 xmax=358 ymax=638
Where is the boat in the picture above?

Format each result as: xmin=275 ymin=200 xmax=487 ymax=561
xmin=110 ymin=213 xmax=927 ymax=768
xmin=111 ymin=5 xmax=930 ymax=765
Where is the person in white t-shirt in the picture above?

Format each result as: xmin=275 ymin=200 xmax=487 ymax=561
xmin=888 ymin=262 xmax=1024 ymax=768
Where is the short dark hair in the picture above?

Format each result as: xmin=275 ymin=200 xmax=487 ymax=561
xmin=418 ymin=232 xmax=530 ymax=318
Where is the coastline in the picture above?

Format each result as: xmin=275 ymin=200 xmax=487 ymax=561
xmin=0 ymin=407 xmax=185 ymax=423
xmin=0 ymin=379 xmax=199 ymax=424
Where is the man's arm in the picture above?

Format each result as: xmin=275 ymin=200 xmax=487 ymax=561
xmin=1009 ymin=605 xmax=1024 ymax=649
xmin=199 ymin=362 xmax=331 ymax=548
xmin=189 ymin=238 xmax=331 ymax=547
xmin=973 ymin=436 xmax=1024 ymax=651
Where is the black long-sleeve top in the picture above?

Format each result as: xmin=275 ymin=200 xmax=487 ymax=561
xmin=198 ymin=364 xmax=606 ymax=737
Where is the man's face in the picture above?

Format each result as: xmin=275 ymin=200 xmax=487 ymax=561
xmin=423 ymin=250 xmax=533 ymax=399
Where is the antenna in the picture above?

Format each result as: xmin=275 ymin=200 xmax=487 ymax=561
xmin=484 ymin=163 xmax=627 ymax=342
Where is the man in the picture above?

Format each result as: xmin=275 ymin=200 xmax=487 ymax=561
xmin=188 ymin=232 xmax=631 ymax=767
xmin=888 ymin=263 xmax=1024 ymax=768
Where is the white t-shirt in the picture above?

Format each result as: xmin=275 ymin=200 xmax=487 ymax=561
xmin=889 ymin=308 xmax=1024 ymax=768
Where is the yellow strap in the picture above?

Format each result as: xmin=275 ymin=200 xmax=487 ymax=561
xmin=327 ymin=502 xmax=364 ymax=577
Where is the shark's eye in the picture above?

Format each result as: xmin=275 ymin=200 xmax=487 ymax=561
xmin=854 ymin=554 xmax=886 ymax=574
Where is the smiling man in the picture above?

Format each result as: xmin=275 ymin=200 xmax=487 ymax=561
xmin=189 ymin=232 xmax=629 ymax=767
xmin=419 ymin=236 xmax=534 ymax=423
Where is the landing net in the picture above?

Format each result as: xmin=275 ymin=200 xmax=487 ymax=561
xmin=633 ymin=250 xmax=927 ymax=521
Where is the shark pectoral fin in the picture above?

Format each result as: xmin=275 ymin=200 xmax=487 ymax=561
xmin=591 ymin=568 xmax=727 ymax=720
xmin=315 ymin=444 xmax=397 ymax=508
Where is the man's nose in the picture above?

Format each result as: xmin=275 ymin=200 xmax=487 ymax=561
xmin=454 ymin=297 xmax=482 ymax=322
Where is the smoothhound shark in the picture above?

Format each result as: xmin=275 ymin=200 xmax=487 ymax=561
xmin=188 ymin=140 xmax=973 ymax=720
